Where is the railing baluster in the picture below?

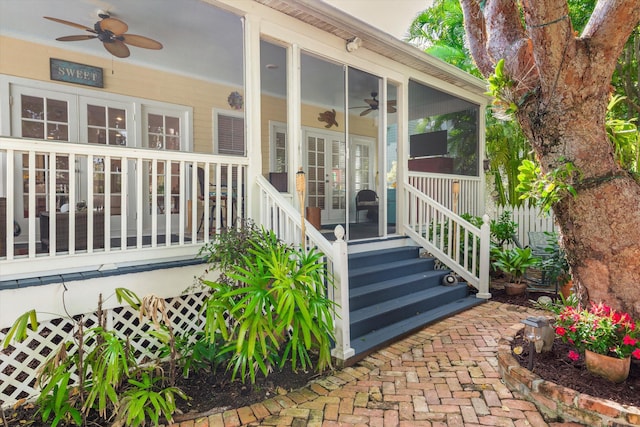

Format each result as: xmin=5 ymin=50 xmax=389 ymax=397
xmin=88 ymin=154 xmax=95 ymax=254
xmin=120 ymin=158 xmax=128 ymax=251
xmin=48 ymin=153 xmax=57 ymax=255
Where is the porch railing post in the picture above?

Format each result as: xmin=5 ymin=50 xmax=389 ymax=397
xmin=330 ymin=225 xmax=354 ymax=363
xmin=477 ymin=214 xmax=492 ymax=299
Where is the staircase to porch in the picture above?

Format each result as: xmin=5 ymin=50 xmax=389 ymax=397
xmin=348 ymin=238 xmax=485 ymax=357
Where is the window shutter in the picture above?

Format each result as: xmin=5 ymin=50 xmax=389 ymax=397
xmin=218 ymin=114 xmax=245 ymax=155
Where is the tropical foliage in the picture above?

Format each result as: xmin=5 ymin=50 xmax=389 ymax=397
xmin=198 ymin=222 xmax=336 ymax=383
xmin=2 ymin=289 xmax=187 ymax=427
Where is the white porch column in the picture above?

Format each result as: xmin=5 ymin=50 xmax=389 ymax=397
xmin=243 ymin=14 xmax=263 ymax=222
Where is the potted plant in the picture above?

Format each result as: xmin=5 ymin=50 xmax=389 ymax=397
xmin=491 ymin=247 xmax=541 ymax=295
xmin=554 ymin=302 xmax=640 ymax=382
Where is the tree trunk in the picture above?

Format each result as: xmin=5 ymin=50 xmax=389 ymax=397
xmin=460 ymin=0 xmax=640 ymax=317
xmin=523 ymin=97 xmax=640 ymax=317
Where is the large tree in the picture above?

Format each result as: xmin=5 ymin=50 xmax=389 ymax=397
xmin=459 ymin=0 xmax=640 ymax=316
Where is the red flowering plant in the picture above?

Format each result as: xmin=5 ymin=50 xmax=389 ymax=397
xmin=554 ymin=302 xmax=640 ymax=360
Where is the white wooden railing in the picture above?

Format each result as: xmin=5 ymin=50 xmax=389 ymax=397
xmin=408 ymin=172 xmax=483 ymax=216
xmin=402 ymin=180 xmax=491 ymax=298
xmin=0 ymin=137 xmax=248 ymax=279
xmin=255 ymin=175 xmax=354 ymax=361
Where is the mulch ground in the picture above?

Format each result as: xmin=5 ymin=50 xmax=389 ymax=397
xmin=2 ymin=361 xmax=328 ymax=426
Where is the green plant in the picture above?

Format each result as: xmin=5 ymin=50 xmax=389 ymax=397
xmin=199 ymin=225 xmax=336 ymax=384
xmin=36 ymin=371 xmax=83 ymax=427
xmin=167 ymin=331 xmax=231 ymax=378
xmin=539 ymin=232 xmax=571 ymax=288
xmin=491 ymin=247 xmax=540 ymax=285
xmin=490 ymin=211 xmax=518 ymax=248
xmin=606 ymin=95 xmax=639 ymax=174
xmin=2 ymin=289 xmax=187 ymax=426
xmin=516 ymin=159 xmax=579 ymax=214
xmin=555 ymin=302 xmax=640 ymax=360
xmin=197 ymin=219 xmax=260 ymax=280
xmin=486 ymin=59 xmax=519 ymax=118
xmin=118 ymin=368 xmax=187 ymax=427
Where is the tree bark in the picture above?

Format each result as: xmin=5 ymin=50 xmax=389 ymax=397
xmin=461 ymin=0 xmax=640 ymax=317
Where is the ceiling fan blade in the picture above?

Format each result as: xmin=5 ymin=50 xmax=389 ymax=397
xmin=388 ymin=105 xmax=397 ymax=113
xmin=44 ymin=16 xmax=94 ymax=32
xmin=360 ymin=108 xmax=372 ymax=116
xmin=56 ymin=35 xmax=98 ymax=42
xmin=100 ymin=17 xmax=128 ymax=35
xmin=103 ymin=40 xmax=130 ymax=58
xmin=121 ymin=34 xmax=163 ymax=50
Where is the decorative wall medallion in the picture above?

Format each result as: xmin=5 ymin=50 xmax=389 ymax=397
xmin=317 ymin=109 xmax=338 ymax=128
xmin=227 ymin=91 xmax=243 ymax=110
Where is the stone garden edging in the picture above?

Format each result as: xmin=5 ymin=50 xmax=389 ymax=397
xmin=497 ymin=323 xmax=640 ymax=426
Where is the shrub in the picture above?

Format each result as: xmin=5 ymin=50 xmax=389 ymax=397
xmin=199 ymin=225 xmax=336 ymax=383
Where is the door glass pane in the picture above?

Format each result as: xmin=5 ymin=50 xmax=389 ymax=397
xmin=87 ymin=104 xmax=127 ymax=145
xmin=147 ymin=113 xmax=181 ymax=150
xmin=20 ymin=95 xmax=69 ymax=141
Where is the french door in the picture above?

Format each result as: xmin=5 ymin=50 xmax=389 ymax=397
xmin=305 ymin=130 xmax=346 ymax=224
xmin=10 ymin=86 xmax=78 ymax=242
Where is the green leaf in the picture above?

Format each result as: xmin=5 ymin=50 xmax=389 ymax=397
xmin=115 ymin=288 xmax=141 ymax=309
xmin=2 ymin=310 xmax=38 ymax=348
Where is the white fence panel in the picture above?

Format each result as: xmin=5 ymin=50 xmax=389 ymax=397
xmin=494 ymin=204 xmax=557 ymax=247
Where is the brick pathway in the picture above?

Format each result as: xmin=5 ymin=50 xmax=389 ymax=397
xmin=171 ymin=302 xmax=584 ymax=427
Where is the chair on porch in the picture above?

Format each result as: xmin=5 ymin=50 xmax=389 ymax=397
xmin=355 ymin=189 xmax=379 ymax=223
xmin=197 ymin=167 xmax=216 ymax=233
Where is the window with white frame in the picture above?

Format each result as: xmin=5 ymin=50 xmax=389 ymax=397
xmin=270 ymin=123 xmax=287 ymax=172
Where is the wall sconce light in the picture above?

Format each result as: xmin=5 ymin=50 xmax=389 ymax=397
xmin=346 ymin=36 xmax=362 ymax=52
xmin=296 ymin=167 xmax=306 ymax=245
xmin=451 ymin=180 xmax=460 ymax=214
xmin=521 ymin=316 xmax=554 ymax=369
xmin=483 ymin=158 xmax=491 ymax=172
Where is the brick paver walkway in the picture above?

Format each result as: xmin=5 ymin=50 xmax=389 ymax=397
xmin=172 ymin=302 xmax=583 ymax=427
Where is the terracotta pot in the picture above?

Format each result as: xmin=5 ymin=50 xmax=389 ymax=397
xmin=504 ymin=282 xmax=527 ymax=296
xmin=584 ymin=349 xmax=631 ymax=383
xmin=560 ymin=279 xmax=573 ymax=299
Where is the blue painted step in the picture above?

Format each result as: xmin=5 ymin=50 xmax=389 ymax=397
xmin=349 ymin=258 xmax=436 ymax=289
xmin=350 ymin=296 xmax=482 ymax=355
xmin=347 ymin=243 xmax=485 ymax=356
xmin=349 ymin=246 xmax=420 ymax=269
xmin=349 ymin=270 xmax=445 ymax=311
xmin=350 ymin=283 xmax=468 ymax=338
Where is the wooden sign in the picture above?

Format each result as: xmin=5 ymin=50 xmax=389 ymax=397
xmin=50 ymin=58 xmax=103 ymax=88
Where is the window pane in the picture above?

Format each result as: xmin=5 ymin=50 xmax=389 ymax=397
xmin=408 ymin=80 xmax=479 ymax=176
xmin=88 ymin=105 xmax=106 ymax=126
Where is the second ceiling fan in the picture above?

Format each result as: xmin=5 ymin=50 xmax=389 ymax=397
xmin=350 ymin=92 xmax=397 ymax=116
xmin=44 ymin=13 xmax=163 ymax=58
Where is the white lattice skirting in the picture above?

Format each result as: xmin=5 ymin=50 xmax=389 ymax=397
xmin=0 ymin=292 xmax=208 ymax=408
